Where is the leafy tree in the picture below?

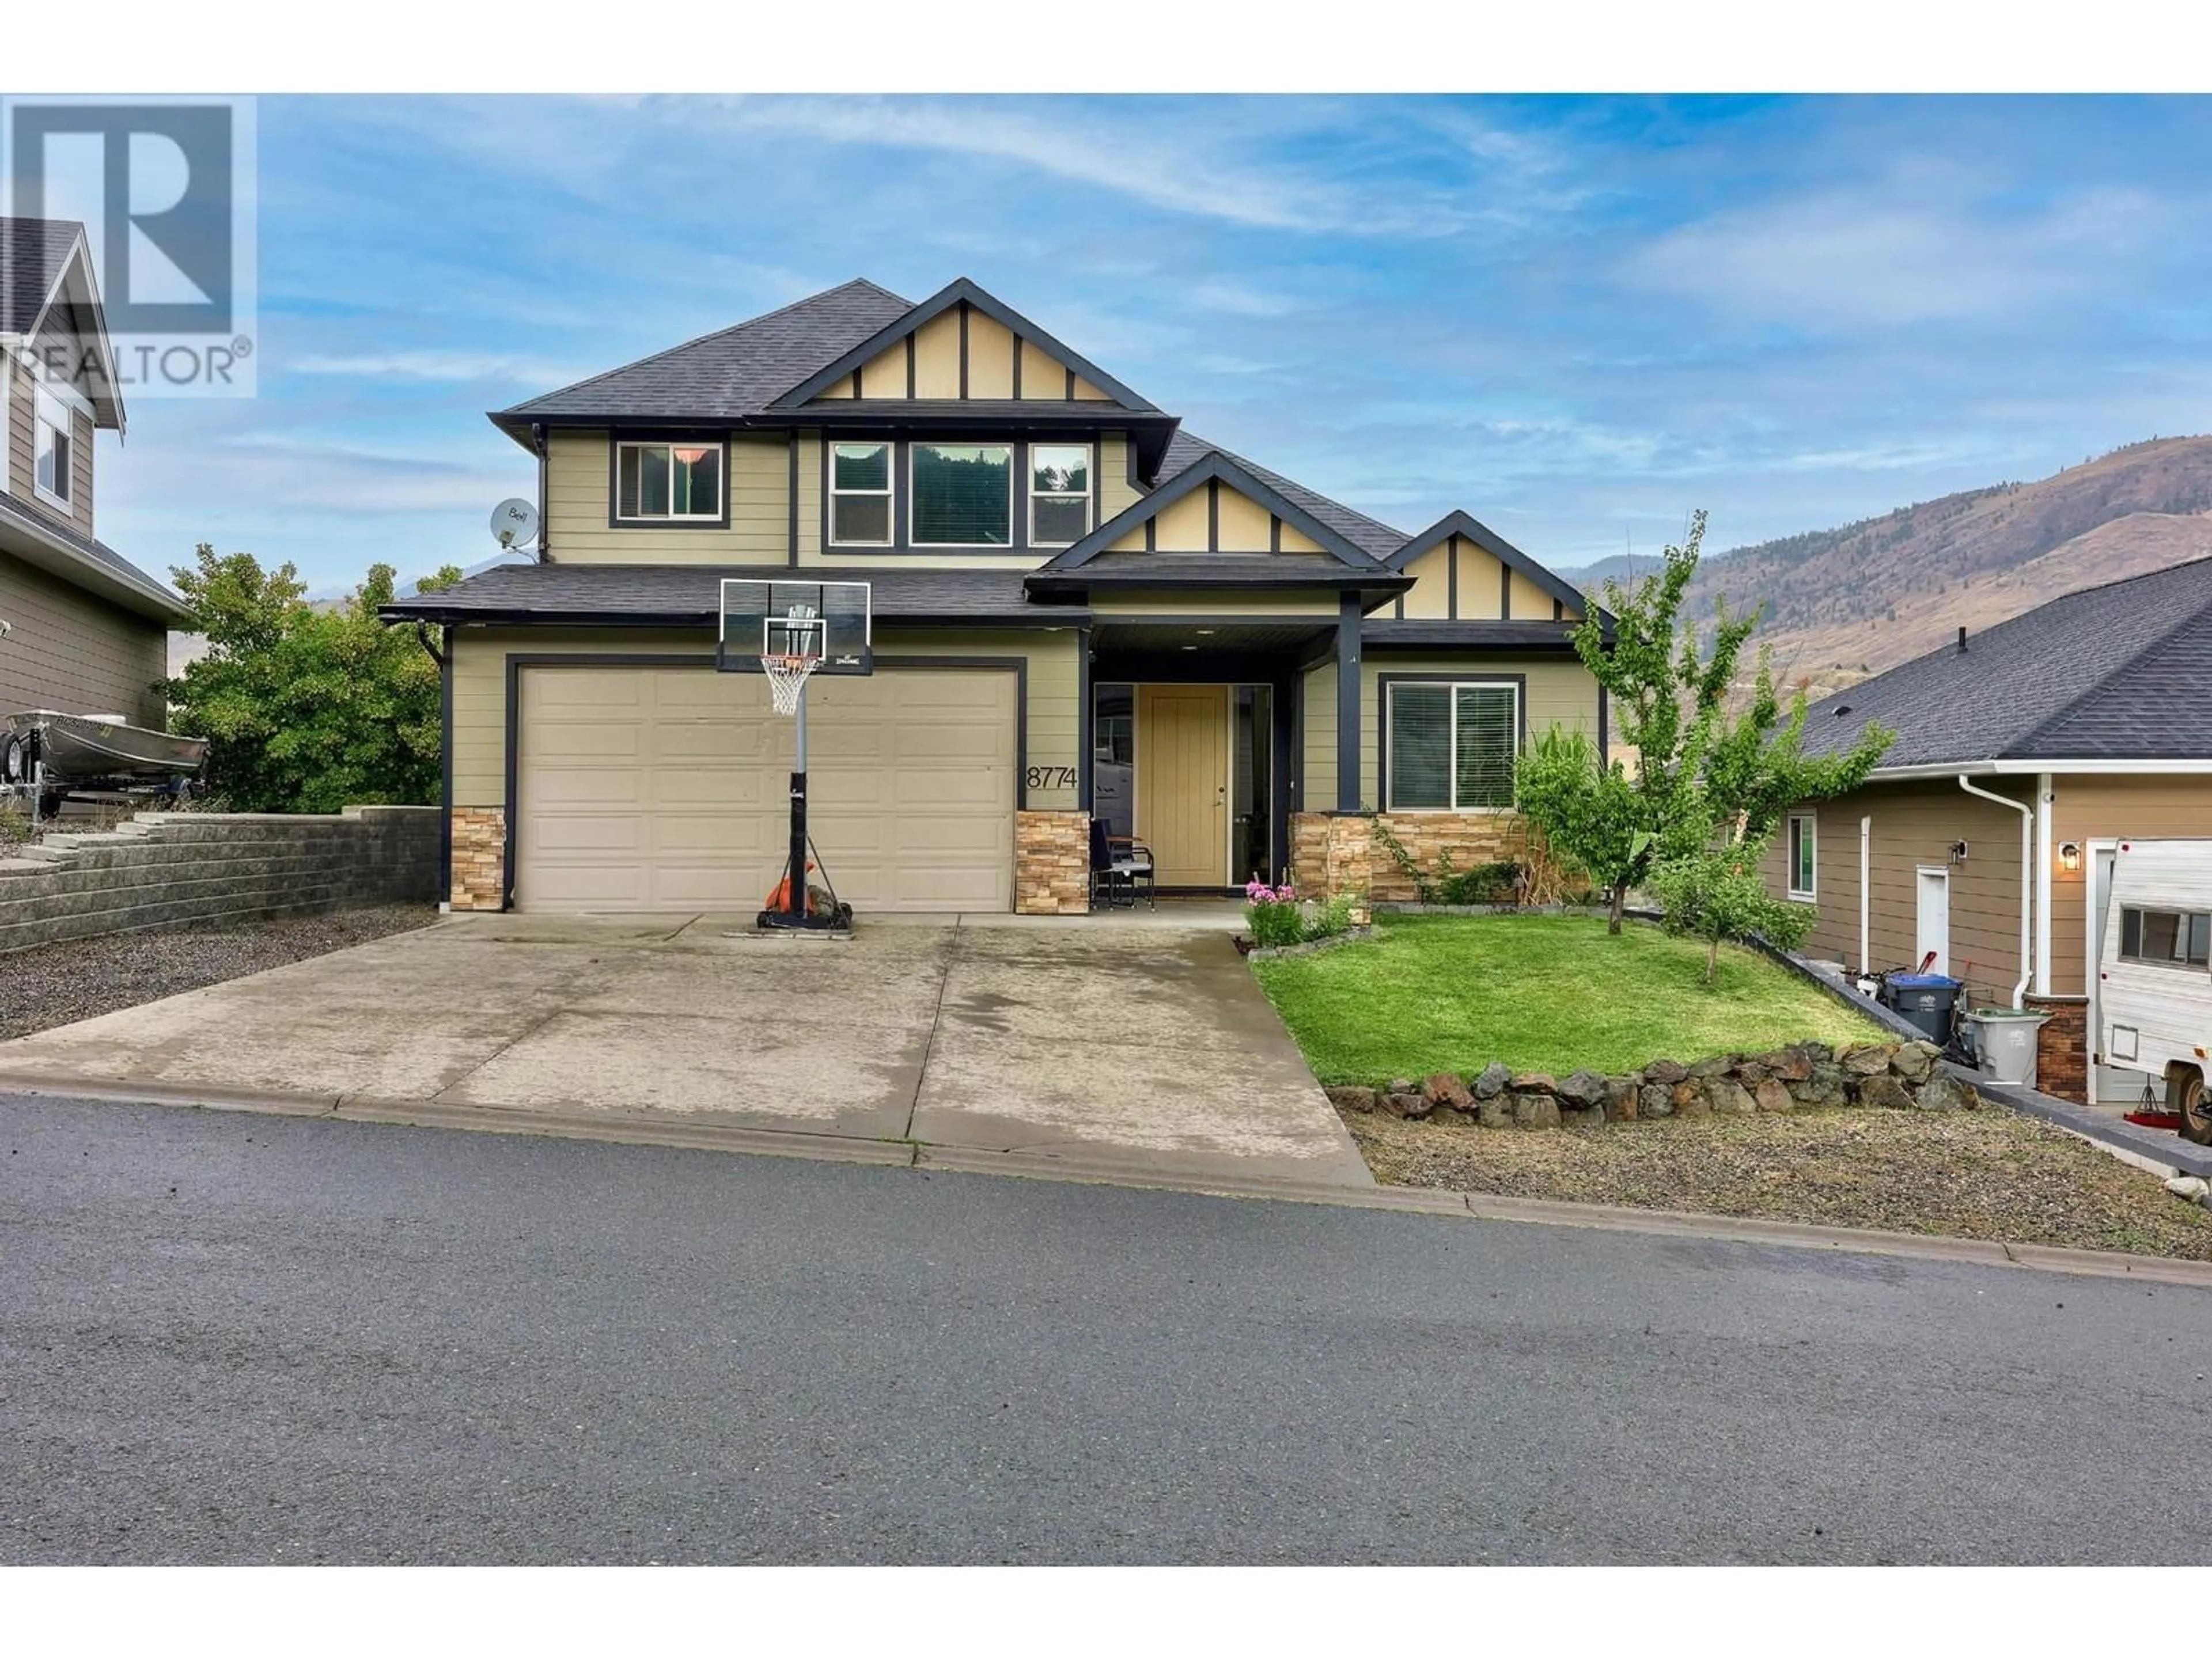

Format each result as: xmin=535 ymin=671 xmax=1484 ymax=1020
xmin=1702 ymin=647 xmax=1892 ymax=844
xmin=1513 ymin=729 xmax=1687 ymax=934
xmin=164 ymin=544 xmax=461 ymax=813
xmin=1649 ymin=825 xmax=1815 ymax=987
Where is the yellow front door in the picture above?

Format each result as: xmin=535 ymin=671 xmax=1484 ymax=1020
xmin=1137 ymin=684 xmax=1228 ymax=887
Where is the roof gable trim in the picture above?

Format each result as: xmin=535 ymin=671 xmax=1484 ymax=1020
xmin=1041 ymin=451 xmax=1380 ymax=573
xmin=1388 ymin=509 xmax=1588 ymax=616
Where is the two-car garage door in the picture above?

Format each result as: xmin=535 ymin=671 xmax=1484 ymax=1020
xmin=516 ymin=664 xmax=1016 ymax=912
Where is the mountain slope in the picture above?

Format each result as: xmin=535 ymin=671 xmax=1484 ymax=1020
xmin=1569 ymin=437 xmax=2212 ymax=699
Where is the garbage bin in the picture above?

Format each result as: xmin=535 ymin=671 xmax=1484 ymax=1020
xmin=1879 ymin=972 xmax=1964 ymax=1044
xmin=1965 ymin=1007 xmax=2050 ymax=1088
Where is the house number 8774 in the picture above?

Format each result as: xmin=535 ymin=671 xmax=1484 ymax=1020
xmin=1025 ymin=766 xmax=1077 ymax=790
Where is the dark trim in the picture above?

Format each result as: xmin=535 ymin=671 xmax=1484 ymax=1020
xmin=770 ymin=277 xmax=1160 ymax=412
xmin=1291 ymin=665 xmax=1307 ymax=815
xmin=1144 ymin=517 xmax=1156 ymax=554
xmin=1393 ymin=595 xmax=1404 ymax=620
xmin=391 ymin=605 xmax=1081 ymax=630
xmin=439 ymin=625 xmax=453 ymax=903
xmin=605 ymin=429 xmax=733 ymax=531
xmin=1447 ymin=533 xmax=1459 ymax=618
xmin=957 ymin=301 xmax=969 ymax=400
xmin=893 ymin=439 xmax=911 ymax=547
xmin=1207 ymin=479 xmax=1219 ymax=552
xmin=1271 ymin=667 xmax=1295 ymax=880
xmin=1554 ymin=597 xmax=1564 ymax=622
xmin=1374 ymin=671 xmax=1530 ymax=814
xmin=1076 ymin=623 xmax=1094 ymax=813
xmin=501 ymin=651 xmax=1033 ymax=910
xmin=1013 ymin=439 xmax=1029 ymax=556
xmin=1269 ymin=514 xmax=1281 ymax=554
xmin=904 ymin=333 xmax=916 ymax=399
xmin=1065 ymin=364 xmax=1077 ymax=400
xmin=786 ymin=433 xmax=800 ymax=567
xmin=1597 ymin=684 xmax=1609 ymax=762
xmin=1041 ymin=449 xmax=1384 ymax=573
xmin=533 ymin=424 xmax=550 ymax=563
xmin=1500 ymin=561 xmax=1512 ymax=621
xmin=1010 ymin=332 xmax=1022 ymax=400
xmin=1335 ymin=592 xmax=1362 ymax=813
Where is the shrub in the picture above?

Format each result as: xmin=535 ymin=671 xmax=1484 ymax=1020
xmin=1244 ymin=881 xmax=1359 ymax=948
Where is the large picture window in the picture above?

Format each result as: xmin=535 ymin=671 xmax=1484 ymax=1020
xmin=1030 ymin=443 xmax=1091 ymax=546
xmin=830 ymin=442 xmax=893 ymax=546
xmin=912 ymin=443 xmax=1012 ymax=546
xmin=1787 ymin=813 xmax=1817 ymax=900
xmin=1384 ymin=681 xmax=1518 ymax=811
xmin=616 ymin=440 xmax=722 ymax=521
xmin=33 ymin=387 xmax=71 ymax=506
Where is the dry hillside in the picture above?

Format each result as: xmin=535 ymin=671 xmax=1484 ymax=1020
xmin=1570 ymin=437 xmax=2212 ymax=701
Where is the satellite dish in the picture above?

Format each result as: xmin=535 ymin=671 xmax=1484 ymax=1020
xmin=490 ymin=497 xmax=540 ymax=552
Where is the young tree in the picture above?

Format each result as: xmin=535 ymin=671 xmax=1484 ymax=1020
xmin=165 ymin=545 xmax=461 ymax=813
xmin=1513 ymin=729 xmax=1683 ymax=934
xmin=1648 ymin=823 xmax=1816 ymax=987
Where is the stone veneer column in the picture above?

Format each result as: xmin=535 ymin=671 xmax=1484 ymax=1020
xmin=1368 ymin=812 xmax=1518 ymax=904
xmin=449 ymin=806 xmax=507 ymax=911
xmin=2024 ymin=993 xmax=2088 ymax=1103
xmin=1289 ymin=811 xmax=1372 ymax=926
xmin=1014 ymin=809 xmax=1090 ymax=915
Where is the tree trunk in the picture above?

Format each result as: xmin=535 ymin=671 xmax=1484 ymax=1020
xmin=1608 ymin=882 xmax=1626 ymax=935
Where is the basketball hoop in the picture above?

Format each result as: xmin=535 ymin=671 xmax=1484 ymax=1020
xmin=761 ymin=652 xmax=819 ymax=717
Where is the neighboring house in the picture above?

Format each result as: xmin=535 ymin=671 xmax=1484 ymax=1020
xmin=384 ymin=277 xmax=1607 ymax=918
xmin=1763 ymin=557 xmax=2212 ymax=1104
xmin=0 ymin=217 xmax=186 ymax=728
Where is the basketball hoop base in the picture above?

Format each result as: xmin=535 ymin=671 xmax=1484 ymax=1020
xmin=755 ymin=902 xmax=854 ymax=935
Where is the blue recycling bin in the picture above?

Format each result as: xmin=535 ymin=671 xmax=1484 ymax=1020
xmin=1880 ymin=972 xmax=1964 ymax=1044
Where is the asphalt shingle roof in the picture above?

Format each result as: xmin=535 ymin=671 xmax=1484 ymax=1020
xmin=498 ymin=280 xmax=914 ymax=425
xmin=0 ymin=217 xmax=78 ymax=335
xmin=1803 ymin=556 xmax=2212 ymax=766
xmin=1153 ymin=430 xmax=1408 ymax=564
xmin=380 ymin=562 xmax=1084 ymax=626
xmin=0 ymin=492 xmax=185 ymax=623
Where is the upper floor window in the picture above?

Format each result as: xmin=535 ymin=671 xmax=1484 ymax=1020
xmin=2120 ymin=906 xmax=2212 ymax=969
xmin=1787 ymin=813 xmax=1817 ymax=900
xmin=912 ymin=443 xmax=1011 ymax=547
xmin=1385 ymin=680 xmax=1518 ymax=812
xmin=33 ymin=388 xmax=71 ymax=507
xmin=830 ymin=442 xmax=893 ymax=546
xmin=616 ymin=439 xmax=722 ymax=522
xmin=1030 ymin=444 xmax=1091 ymax=546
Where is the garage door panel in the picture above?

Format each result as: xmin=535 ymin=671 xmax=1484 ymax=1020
xmin=519 ymin=665 xmax=1014 ymax=913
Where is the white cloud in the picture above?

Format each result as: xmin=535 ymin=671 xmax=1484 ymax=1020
xmin=287 ymin=349 xmax=586 ymax=384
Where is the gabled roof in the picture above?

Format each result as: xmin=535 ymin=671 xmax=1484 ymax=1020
xmin=1 ymin=217 xmax=125 ymax=431
xmin=1388 ymin=509 xmax=1592 ymax=618
xmin=1802 ymin=556 xmax=2212 ymax=768
xmin=0 ymin=217 xmax=79 ymax=335
xmin=1041 ymin=447 xmax=1387 ymax=574
xmin=771 ymin=277 xmax=1157 ymax=413
xmin=491 ymin=279 xmax=914 ymax=441
xmin=0 ymin=492 xmax=188 ymax=624
xmin=1151 ymin=429 xmax=1406 ymax=563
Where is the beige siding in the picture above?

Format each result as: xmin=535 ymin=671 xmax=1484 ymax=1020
xmin=1153 ymin=490 xmax=1210 ymax=552
xmin=2050 ymin=774 xmax=2212 ymax=998
xmin=1072 ymin=376 xmax=1111 ymax=402
xmin=1399 ymin=544 xmax=1452 ymax=619
xmin=967 ymin=312 xmax=1016 ymax=398
xmin=1093 ymin=592 xmax=1342 ymax=618
xmin=1279 ymin=523 xmax=1323 ymax=555
xmin=450 ymin=624 xmax=1081 ymax=815
xmin=795 ymin=434 xmax=822 ymax=560
xmin=912 ymin=309 xmax=961 ymax=398
xmin=1362 ymin=654 xmax=1601 ymax=809
xmin=1766 ymin=779 xmax=2033 ymax=1007
xmin=1508 ymin=569 xmax=1555 ymax=621
xmin=1302 ymin=662 xmax=1336 ymax=809
xmin=1099 ymin=435 xmax=1138 ymax=520
xmin=3 ymin=359 xmax=29 ymax=501
xmin=1457 ymin=539 xmax=1503 ymax=619
xmin=544 ymin=430 xmax=787 ymax=564
xmin=1216 ymin=487 xmax=1271 ymax=552
xmin=1019 ymin=339 xmax=1066 ymax=399
xmin=3 ymin=361 xmax=96 ymax=540
xmin=858 ymin=342 xmax=904 ymax=399
xmin=0 ymin=549 xmax=168 ymax=726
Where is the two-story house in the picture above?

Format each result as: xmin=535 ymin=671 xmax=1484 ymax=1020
xmin=1 ymin=217 xmax=187 ymax=730
xmin=383 ymin=278 xmax=1609 ymax=916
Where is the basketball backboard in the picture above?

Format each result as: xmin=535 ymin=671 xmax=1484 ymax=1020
xmin=717 ymin=579 xmax=873 ymax=675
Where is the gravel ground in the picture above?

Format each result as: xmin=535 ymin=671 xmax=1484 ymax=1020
xmin=0 ymin=905 xmax=438 ymax=1040
xmin=1345 ymin=1102 xmax=2212 ymax=1260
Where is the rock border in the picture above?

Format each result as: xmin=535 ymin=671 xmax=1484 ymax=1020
xmin=1327 ymin=1039 xmax=1981 ymax=1129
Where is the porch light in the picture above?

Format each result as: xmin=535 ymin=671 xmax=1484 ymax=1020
xmin=2060 ymin=841 xmax=2081 ymax=872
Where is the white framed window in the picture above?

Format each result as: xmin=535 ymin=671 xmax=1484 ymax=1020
xmin=1384 ymin=680 xmax=1519 ymax=812
xmin=911 ymin=442 xmax=1012 ymax=547
xmin=1787 ymin=812 xmax=1817 ymax=900
xmin=33 ymin=387 xmax=72 ymax=508
xmin=1029 ymin=442 xmax=1091 ymax=546
xmin=615 ymin=438 xmax=722 ymax=522
xmin=830 ymin=442 xmax=893 ymax=546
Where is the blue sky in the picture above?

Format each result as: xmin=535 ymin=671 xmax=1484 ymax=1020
xmin=89 ymin=94 xmax=2212 ymax=594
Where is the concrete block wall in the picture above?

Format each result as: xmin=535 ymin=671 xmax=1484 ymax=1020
xmin=0 ymin=805 xmax=441 ymax=955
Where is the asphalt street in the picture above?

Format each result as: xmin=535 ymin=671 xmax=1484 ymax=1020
xmin=3 ymin=1092 xmax=2207 ymax=1565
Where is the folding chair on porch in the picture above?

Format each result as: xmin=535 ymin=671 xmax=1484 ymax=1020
xmin=1089 ymin=819 xmax=1156 ymax=910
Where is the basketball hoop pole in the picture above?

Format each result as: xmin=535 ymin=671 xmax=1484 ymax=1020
xmin=785 ymin=681 xmax=809 ymax=924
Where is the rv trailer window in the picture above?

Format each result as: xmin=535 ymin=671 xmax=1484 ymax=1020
xmin=2118 ymin=907 xmax=2212 ymax=968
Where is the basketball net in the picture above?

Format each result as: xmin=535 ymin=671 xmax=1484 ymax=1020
xmin=762 ymin=653 xmax=819 ymax=717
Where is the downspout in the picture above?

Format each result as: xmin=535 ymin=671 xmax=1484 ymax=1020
xmin=533 ymin=423 xmax=550 ymax=562
xmin=2033 ymin=772 xmax=2054 ymax=997
xmin=1859 ymin=815 xmax=1871 ymax=970
xmin=1959 ymin=774 xmax=2032 ymax=1007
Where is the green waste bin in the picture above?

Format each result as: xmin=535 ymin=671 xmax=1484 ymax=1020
xmin=1965 ymin=1007 xmax=2050 ymax=1088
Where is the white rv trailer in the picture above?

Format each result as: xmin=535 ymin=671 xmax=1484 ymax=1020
xmin=2096 ymin=838 xmax=2212 ymax=1144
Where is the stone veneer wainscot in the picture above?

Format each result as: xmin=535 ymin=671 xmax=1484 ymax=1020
xmin=450 ymin=806 xmax=506 ymax=911
xmin=1014 ymin=809 xmax=1089 ymax=915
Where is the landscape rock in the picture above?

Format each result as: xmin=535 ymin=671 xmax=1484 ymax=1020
xmin=1841 ymin=1043 xmax=1897 ymax=1077
xmin=1708 ymin=1078 xmax=1757 ymax=1115
xmin=2165 ymin=1175 xmax=2211 ymax=1203
xmin=1891 ymin=1042 xmax=1941 ymax=1084
xmin=1801 ymin=1041 xmax=1834 ymax=1062
xmin=1380 ymin=1091 xmax=1430 ymax=1120
xmin=1644 ymin=1058 xmax=1688 ymax=1086
xmin=1325 ymin=1086 xmax=1377 ymax=1114
xmin=1605 ymin=1076 xmax=1639 ymax=1121
xmin=1760 ymin=1047 xmax=1813 ymax=1082
xmin=1388 ymin=1078 xmax=1417 ymax=1099
xmin=1912 ymin=1072 xmax=1974 ymax=1112
xmin=1639 ymin=1083 xmax=1675 ymax=1119
xmin=1788 ymin=1063 xmax=1849 ymax=1109
xmin=1429 ymin=1103 xmax=1474 ymax=1127
xmin=1672 ymin=1081 xmax=1711 ymax=1118
xmin=1422 ymin=1071 xmax=1475 ymax=1111
xmin=1689 ymin=1055 xmax=1736 ymax=1080
xmin=1477 ymin=1094 xmax=1514 ymax=1130
xmin=1472 ymin=1061 xmax=1513 ymax=1100
xmin=1735 ymin=1060 xmax=1770 ymax=1089
xmin=1753 ymin=1078 xmax=1794 ymax=1113
xmin=1858 ymin=1073 xmax=1915 ymax=1111
xmin=1512 ymin=1092 xmax=1561 ymax=1130
xmin=1557 ymin=1069 xmax=1609 ymax=1109
xmin=1512 ymin=1072 xmax=1558 ymax=1096
xmin=1560 ymin=1105 xmax=1606 ymax=1130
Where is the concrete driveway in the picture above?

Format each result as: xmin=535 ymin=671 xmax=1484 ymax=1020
xmin=0 ymin=912 xmax=1371 ymax=1190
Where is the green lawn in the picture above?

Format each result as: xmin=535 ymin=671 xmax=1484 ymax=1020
xmin=1253 ymin=914 xmax=1884 ymax=1085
